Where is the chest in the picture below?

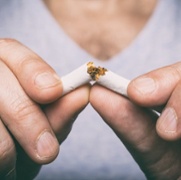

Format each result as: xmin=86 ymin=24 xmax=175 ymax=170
xmin=58 ymin=17 xmax=148 ymax=60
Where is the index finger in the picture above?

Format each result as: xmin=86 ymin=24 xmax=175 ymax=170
xmin=0 ymin=39 xmax=63 ymax=104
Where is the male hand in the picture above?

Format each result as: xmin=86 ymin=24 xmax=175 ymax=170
xmin=0 ymin=39 xmax=89 ymax=179
xmin=90 ymin=62 xmax=181 ymax=179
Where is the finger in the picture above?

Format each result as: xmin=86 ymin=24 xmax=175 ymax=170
xmin=127 ymin=62 xmax=181 ymax=107
xmin=44 ymin=84 xmax=90 ymax=143
xmin=0 ymin=61 xmax=59 ymax=164
xmin=156 ymin=81 xmax=181 ymax=140
xmin=0 ymin=119 xmax=16 ymax=179
xmin=90 ymin=85 xmax=158 ymax=146
xmin=90 ymin=85 xmax=181 ymax=179
xmin=0 ymin=39 xmax=63 ymax=104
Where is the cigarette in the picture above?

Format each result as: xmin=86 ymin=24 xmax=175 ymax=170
xmin=87 ymin=62 xmax=130 ymax=96
xmin=61 ymin=62 xmax=130 ymax=97
xmin=61 ymin=63 xmax=92 ymax=95
xmin=96 ymin=71 xmax=130 ymax=96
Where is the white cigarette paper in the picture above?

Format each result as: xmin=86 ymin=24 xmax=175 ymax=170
xmin=61 ymin=61 xmax=130 ymax=97
xmin=61 ymin=63 xmax=92 ymax=95
xmin=96 ymin=71 xmax=130 ymax=96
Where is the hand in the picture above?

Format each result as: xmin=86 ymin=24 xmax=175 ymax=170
xmin=128 ymin=62 xmax=181 ymax=141
xmin=0 ymin=39 xmax=89 ymax=179
xmin=16 ymin=85 xmax=89 ymax=179
xmin=90 ymin=62 xmax=181 ymax=179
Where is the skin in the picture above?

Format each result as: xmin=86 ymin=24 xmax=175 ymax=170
xmin=1 ymin=0 xmax=181 ymax=179
xmin=0 ymin=39 xmax=90 ymax=179
xmin=44 ymin=0 xmax=157 ymax=60
xmin=90 ymin=83 xmax=181 ymax=179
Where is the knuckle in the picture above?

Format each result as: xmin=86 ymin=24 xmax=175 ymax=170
xmin=9 ymin=95 xmax=37 ymax=121
xmin=15 ymin=49 xmax=45 ymax=74
xmin=19 ymin=54 xmax=42 ymax=69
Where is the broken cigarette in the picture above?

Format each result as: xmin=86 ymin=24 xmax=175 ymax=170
xmin=96 ymin=70 xmax=130 ymax=96
xmin=87 ymin=62 xmax=130 ymax=96
xmin=61 ymin=62 xmax=130 ymax=96
xmin=61 ymin=63 xmax=92 ymax=95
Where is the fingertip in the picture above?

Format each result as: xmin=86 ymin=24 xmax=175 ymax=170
xmin=90 ymin=84 xmax=121 ymax=113
xmin=79 ymin=83 xmax=91 ymax=104
xmin=128 ymin=64 xmax=181 ymax=107
xmin=90 ymin=84 xmax=104 ymax=107
xmin=32 ymin=72 xmax=63 ymax=104
xmin=156 ymin=126 xmax=179 ymax=141
xmin=129 ymin=77 xmax=156 ymax=95
xmin=128 ymin=76 xmax=160 ymax=106
xmin=156 ymin=107 xmax=181 ymax=141
xmin=34 ymin=72 xmax=61 ymax=89
xmin=70 ymin=83 xmax=91 ymax=110
xmin=35 ymin=130 xmax=59 ymax=164
xmin=64 ymin=83 xmax=90 ymax=107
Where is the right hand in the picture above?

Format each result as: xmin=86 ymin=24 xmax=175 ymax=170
xmin=0 ymin=39 xmax=90 ymax=179
xmin=90 ymin=85 xmax=181 ymax=179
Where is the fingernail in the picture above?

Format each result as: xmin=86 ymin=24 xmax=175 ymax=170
xmin=35 ymin=72 xmax=60 ymax=88
xmin=133 ymin=77 xmax=156 ymax=94
xmin=37 ymin=131 xmax=58 ymax=159
xmin=157 ymin=107 xmax=177 ymax=133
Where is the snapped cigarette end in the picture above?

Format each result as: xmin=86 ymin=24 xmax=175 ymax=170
xmin=61 ymin=61 xmax=130 ymax=97
xmin=87 ymin=62 xmax=108 ymax=81
xmin=87 ymin=62 xmax=130 ymax=97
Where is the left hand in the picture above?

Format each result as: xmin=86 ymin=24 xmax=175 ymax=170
xmin=0 ymin=39 xmax=90 ymax=179
xmin=90 ymin=62 xmax=181 ymax=179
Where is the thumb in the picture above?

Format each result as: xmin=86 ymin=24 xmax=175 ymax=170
xmin=127 ymin=62 xmax=181 ymax=107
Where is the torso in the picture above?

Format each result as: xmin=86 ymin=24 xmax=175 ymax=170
xmin=44 ymin=0 xmax=158 ymax=60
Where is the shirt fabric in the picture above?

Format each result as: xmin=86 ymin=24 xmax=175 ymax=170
xmin=0 ymin=0 xmax=181 ymax=179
